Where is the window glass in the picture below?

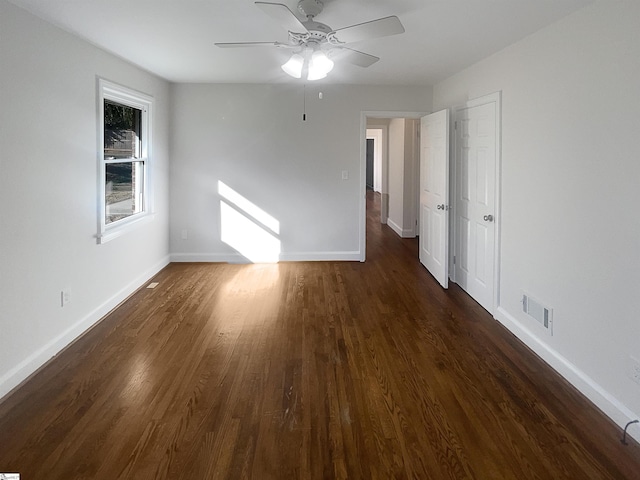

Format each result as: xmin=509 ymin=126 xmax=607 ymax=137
xmin=104 ymin=100 xmax=142 ymax=159
xmin=105 ymin=161 xmax=144 ymax=224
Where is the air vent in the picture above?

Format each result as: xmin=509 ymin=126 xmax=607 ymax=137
xmin=522 ymin=293 xmax=553 ymax=334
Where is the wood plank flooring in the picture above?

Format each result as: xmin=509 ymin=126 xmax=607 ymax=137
xmin=1 ymin=191 xmax=639 ymax=479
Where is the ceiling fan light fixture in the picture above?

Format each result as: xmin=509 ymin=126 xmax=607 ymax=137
xmin=307 ymin=50 xmax=334 ymax=81
xmin=281 ymin=53 xmax=304 ymax=78
xmin=218 ymin=2 xmax=406 ymax=82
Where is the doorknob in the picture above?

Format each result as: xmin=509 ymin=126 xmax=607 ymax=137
xmin=483 ymin=214 xmax=494 ymax=222
xmin=437 ymin=204 xmax=445 ymax=210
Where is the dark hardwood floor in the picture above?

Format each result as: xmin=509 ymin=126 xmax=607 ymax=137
xmin=1 ymin=191 xmax=639 ymax=479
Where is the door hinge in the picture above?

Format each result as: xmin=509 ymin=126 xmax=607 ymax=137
xmin=454 ymin=121 xmax=458 ymax=130
xmin=453 ymin=255 xmax=456 ymax=265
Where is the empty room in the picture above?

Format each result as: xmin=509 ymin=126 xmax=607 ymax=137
xmin=1 ymin=0 xmax=640 ymax=478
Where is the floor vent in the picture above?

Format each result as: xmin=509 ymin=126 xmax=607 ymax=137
xmin=522 ymin=294 xmax=553 ymax=334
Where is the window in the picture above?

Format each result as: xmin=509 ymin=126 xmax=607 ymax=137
xmin=97 ymin=79 xmax=152 ymax=243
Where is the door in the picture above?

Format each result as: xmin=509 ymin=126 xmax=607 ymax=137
xmin=366 ymin=138 xmax=374 ymax=189
xmin=419 ymin=109 xmax=450 ymax=288
xmin=454 ymin=94 xmax=499 ymax=312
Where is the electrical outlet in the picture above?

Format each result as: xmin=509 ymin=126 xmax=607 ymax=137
xmin=629 ymin=356 xmax=640 ymax=386
xmin=61 ymin=290 xmax=71 ymax=307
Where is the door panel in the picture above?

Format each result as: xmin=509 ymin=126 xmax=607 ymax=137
xmin=459 ymin=216 xmax=470 ymax=274
xmin=461 ymin=147 xmax=471 ymax=200
xmin=421 ymin=205 xmax=432 ymax=256
xmin=475 ymin=223 xmax=488 ymax=284
xmin=477 ymin=148 xmax=488 ymax=205
xmin=419 ymin=109 xmax=450 ymax=288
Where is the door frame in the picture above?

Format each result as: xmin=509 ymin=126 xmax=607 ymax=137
xmin=450 ymin=92 xmax=502 ymax=313
xmin=360 ymin=111 xmax=427 ymax=261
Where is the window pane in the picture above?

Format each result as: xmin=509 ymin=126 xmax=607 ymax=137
xmin=105 ymin=162 xmax=144 ymax=224
xmin=104 ymin=100 xmax=142 ymax=159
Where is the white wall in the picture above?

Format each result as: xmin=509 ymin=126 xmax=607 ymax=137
xmin=169 ymin=84 xmax=430 ymax=262
xmin=387 ymin=118 xmax=419 ymax=238
xmin=0 ymin=0 xmax=171 ymax=398
xmin=403 ymin=119 xmax=419 ymax=236
xmin=434 ymin=1 xmax=640 ymax=439
xmin=387 ymin=118 xmax=406 ymax=236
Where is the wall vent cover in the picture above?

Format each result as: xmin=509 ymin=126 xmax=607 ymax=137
xmin=522 ymin=293 xmax=553 ymax=334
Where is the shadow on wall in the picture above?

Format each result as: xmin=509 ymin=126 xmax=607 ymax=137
xmin=218 ymin=181 xmax=281 ymax=263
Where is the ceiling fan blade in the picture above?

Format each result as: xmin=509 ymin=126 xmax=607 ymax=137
xmin=331 ymin=16 xmax=404 ymax=44
xmin=255 ymin=2 xmax=309 ymax=34
xmin=334 ymin=47 xmax=379 ymax=68
xmin=215 ymin=41 xmax=291 ymax=48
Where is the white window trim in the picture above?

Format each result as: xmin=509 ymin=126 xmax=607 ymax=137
xmin=96 ymin=78 xmax=154 ymax=244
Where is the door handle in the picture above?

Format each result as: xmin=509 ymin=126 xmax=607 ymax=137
xmin=437 ymin=204 xmax=446 ymax=210
xmin=483 ymin=214 xmax=494 ymax=222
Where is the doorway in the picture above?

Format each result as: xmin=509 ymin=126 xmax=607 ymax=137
xmin=360 ymin=95 xmax=501 ymax=316
xmin=366 ymin=138 xmax=374 ymax=190
xmin=359 ymin=111 xmax=426 ymax=261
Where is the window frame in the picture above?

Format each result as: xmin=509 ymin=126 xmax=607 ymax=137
xmin=97 ymin=79 xmax=153 ymax=244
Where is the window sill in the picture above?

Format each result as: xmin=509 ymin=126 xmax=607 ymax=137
xmin=96 ymin=212 xmax=155 ymax=244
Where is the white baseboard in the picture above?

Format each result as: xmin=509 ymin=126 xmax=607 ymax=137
xmin=494 ymin=306 xmax=640 ymax=443
xmin=0 ymin=255 xmax=171 ymax=401
xmin=279 ymin=251 xmax=361 ymax=261
xmin=171 ymin=252 xmax=245 ymax=263
xmin=387 ymin=218 xmax=403 ymax=237
xmin=171 ymin=251 xmax=362 ymax=263
xmin=387 ymin=218 xmax=416 ymax=238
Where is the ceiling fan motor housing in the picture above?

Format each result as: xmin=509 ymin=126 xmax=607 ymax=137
xmin=298 ymin=0 xmax=324 ymax=19
xmin=304 ymin=20 xmax=331 ymax=36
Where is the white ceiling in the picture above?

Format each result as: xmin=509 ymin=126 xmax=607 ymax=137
xmin=8 ymin=0 xmax=593 ymax=85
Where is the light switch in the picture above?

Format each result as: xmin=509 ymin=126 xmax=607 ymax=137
xmin=341 ymin=170 xmax=349 ymax=180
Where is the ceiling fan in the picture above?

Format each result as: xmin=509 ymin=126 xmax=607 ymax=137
xmin=215 ymin=0 xmax=405 ymax=80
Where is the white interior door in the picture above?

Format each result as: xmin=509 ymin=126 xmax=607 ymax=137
xmin=419 ymin=109 xmax=450 ymax=288
xmin=454 ymin=95 xmax=498 ymax=312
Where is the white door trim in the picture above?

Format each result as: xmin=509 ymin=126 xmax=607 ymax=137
xmin=360 ymin=111 xmax=427 ymax=262
xmin=451 ymin=92 xmax=502 ymax=313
